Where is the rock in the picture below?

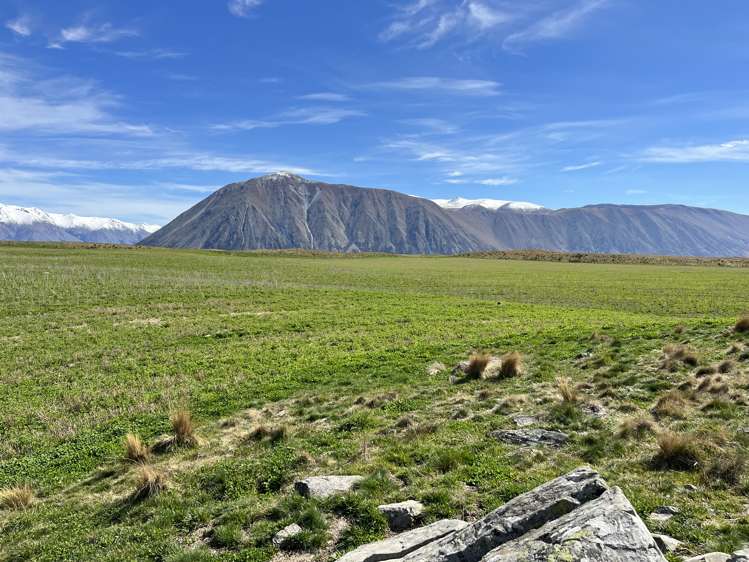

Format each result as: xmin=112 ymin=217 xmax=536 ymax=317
xmin=683 ymin=554 xmax=730 ymax=562
xmin=489 ymin=428 xmax=569 ymax=447
xmin=653 ymin=533 xmax=682 ymax=553
xmin=336 ymin=519 xmax=467 ymax=562
xmin=649 ymin=505 xmax=680 ymax=523
xmin=294 ymin=475 xmax=363 ymax=498
xmin=427 ymin=362 xmax=446 ymax=376
xmin=401 ymin=467 xmax=610 ymax=562
xmin=582 ymin=402 xmax=608 ymax=418
xmin=684 ymin=484 xmax=698 ymax=492
xmin=511 ymin=415 xmax=538 ymax=427
xmin=480 ymin=487 xmax=666 ymax=561
xmin=378 ymin=500 xmax=424 ymax=531
xmin=272 ymin=523 xmax=302 ymax=547
xmin=730 ymin=550 xmax=749 ymax=562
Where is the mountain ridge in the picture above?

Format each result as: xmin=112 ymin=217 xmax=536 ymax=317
xmin=140 ymin=174 xmax=749 ymax=257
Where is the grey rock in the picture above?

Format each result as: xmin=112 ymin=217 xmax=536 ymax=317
xmin=402 ymin=467 xmax=608 ymax=562
xmin=683 ymin=554 xmax=730 ymax=562
xmin=511 ymin=415 xmax=538 ymax=427
xmin=480 ymin=487 xmax=666 ymax=561
xmin=730 ymin=550 xmax=749 ymax=562
xmin=294 ymin=475 xmax=363 ymax=498
xmin=272 ymin=523 xmax=303 ymax=548
xmin=649 ymin=505 xmax=680 ymax=523
xmin=653 ymin=533 xmax=682 ymax=553
xmin=582 ymin=402 xmax=608 ymax=418
xmin=336 ymin=519 xmax=467 ymax=562
xmin=378 ymin=500 xmax=424 ymax=532
xmin=489 ymin=428 xmax=569 ymax=447
xmin=427 ymin=362 xmax=447 ymax=376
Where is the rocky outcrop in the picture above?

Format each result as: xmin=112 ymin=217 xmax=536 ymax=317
xmin=488 ymin=428 xmax=569 ymax=447
xmin=378 ymin=500 xmax=424 ymax=531
xmin=337 ymin=519 xmax=468 ymax=562
xmin=336 ymin=467 xmax=665 ymax=562
xmin=294 ymin=475 xmax=363 ymax=498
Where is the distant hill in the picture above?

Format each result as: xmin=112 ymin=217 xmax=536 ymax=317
xmin=0 ymin=203 xmax=159 ymax=245
xmin=141 ymin=173 xmax=749 ymax=257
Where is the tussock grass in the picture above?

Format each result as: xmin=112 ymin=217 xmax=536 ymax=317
xmin=0 ymin=485 xmax=34 ymax=510
xmin=652 ymin=391 xmax=688 ymax=419
xmin=718 ymin=360 xmax=735 ymax=374
xmin=702 ymin=450 xmax=746 ymax=487
xmin=465 ymin=352 xmax=491 ymax=379
xmin=556 ymin=377 xmax=578 ymax=404
xmin=653 ymin=431 xmax=701 ymax=471
xmin=171 ymin=410 xmax=197 ymax=447
xmin=124 ymin=434 xmax=149 ymax=464
xmin=696 ymin=365 xmax=717 ymax=377
xmin=697 ymin=376 xmax=729 ymax=395
xmin=249 ymin=425 xmax=287 ymax=443
xmin=499 ymin=352 xmax=523 ymax=378
xmin=131 ymin=466 xmax=167 ymax=501
xmin=735 ymin=315 xmax=749 ymax=333
xmin=616 ymin=416 xmax=656 ymax=439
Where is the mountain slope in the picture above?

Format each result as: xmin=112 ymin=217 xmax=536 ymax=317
xmin=142 ymin=174 xmax=749 ymax=257
xmin=141 ymin=173 xmax=481 ymax=254
xmin=0 ymin=204 xmax=160 ymax=245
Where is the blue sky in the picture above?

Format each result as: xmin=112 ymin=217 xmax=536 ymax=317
xmin=1 ymin=0 xmax=749 ymax=224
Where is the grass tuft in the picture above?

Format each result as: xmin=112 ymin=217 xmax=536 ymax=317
xmin=0 ymin=485 xmax=34 ymax=510
xmin=131 ymin=466 xmax=167 ymax=501
xmin=124 ymin=433 xmax=149 ymax=464
xmin=653 ymin=431 xmax=701 ymax=471
xmin=556 ymin=377 xmax=578 ymax=404
xmin=652 ymin=390 xmax=688 ymax=419
xmin=735 ymin=315 xmax=749 ymax=333
xmin=616 ymin=416 xmax=656 ymax=439
xmin=465 ymin=352 xmax=491 ymax=379
xmin=499 ymin=352 xmax=523 ymax=378
xmin=171 ymin=410 xmax=197 ymax=447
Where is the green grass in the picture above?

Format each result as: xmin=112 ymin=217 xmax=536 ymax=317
xmin=1 ymin=244 xmax=749 ymax=560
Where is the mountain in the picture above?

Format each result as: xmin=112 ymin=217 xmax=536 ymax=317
xmin=141 ymin=173 xmax=479 ymax=254
xmin=0 ymin=204 xmax=160 ymax=245
xmin=141 ymin=173 xmax=749 ymax=257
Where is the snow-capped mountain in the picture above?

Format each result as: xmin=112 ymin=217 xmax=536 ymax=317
xmin=432 ymin=197 xmax=545 ymax=211
xmin=0 ymin=203 xmax=160 ymax=245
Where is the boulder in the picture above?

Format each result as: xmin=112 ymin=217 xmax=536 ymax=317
xmin=294 ymin=475 xmax=363 ymax=498
xmin=489 ymin=428 xmax=569 ymax=447
xmin=272 ymin=523 xmax=303 ymax=548
xmin=683 ymin=555 xmax=730 ymax=562
xmin=653 ymin=533 xmax=682 ymax=553
xmin=480 ymin=487 xmax=666 ymax=561
xmin=402 ymin=467 xmax=608 ymax=561
xmin=336 ymin=519 xmax=467 ymax=562
xmin=378 ymin=500 xmax=424 ymax=531
xmin=730 ymin=550 xmax=749 ymax=561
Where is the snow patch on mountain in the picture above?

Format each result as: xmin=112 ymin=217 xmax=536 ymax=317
xmin=0 ymin=203 xmax=160 ymax=233
xmin=432 ymin=197 xmax=545 ymax=211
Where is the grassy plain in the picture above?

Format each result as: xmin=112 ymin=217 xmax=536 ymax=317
xmin=1 ymin=244 xmax=748 ymax=561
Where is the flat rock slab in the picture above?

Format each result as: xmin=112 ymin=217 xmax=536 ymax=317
xmin=511 ymin=415 xmax=538 ymax=427
xmin=378 ymin=500 xmax=424 ymax=532
xmin=336 ymin=519 xmax=467 ymax=562
xmin=730 ymin=550 xmax=749 ymax=562
xmin=272 ymin=523 xmax=302 ymax=547
xmin=684 ymin=555 xmax=730 ymax=562
xmin=653 ymin=533 xmax=682 ymax=553
xmin=402 ymin=467 xmax=608 ymax=562
xmin=649 ymin=505 xmax=680 ymax=523
xmin=480 ymin=487 xmax=666 ymax=561
xmin=294 ymin=475 xmax=363 ymax=498
xmin=489 ymin=428 xmax=569 ymax=447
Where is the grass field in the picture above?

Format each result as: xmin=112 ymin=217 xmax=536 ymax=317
xmin=1 ymin=244 xmax=749 ymax=561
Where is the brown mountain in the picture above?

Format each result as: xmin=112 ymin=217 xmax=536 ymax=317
xmin=141 ymin=173 xmax=749 ymax=257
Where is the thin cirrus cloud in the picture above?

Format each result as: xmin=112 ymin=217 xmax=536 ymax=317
xmin=503 ymin=0 xmax=609 ymax=52
xmin=213 ymin=107 xmax=366 ymax=131
xmin=5 ymin=15 xmax=32 ymax=37
xmin=562 ymin=161 xmax=601 ymax=172
xmin=49 ymin=22 xmax=139 ymax=48
xmin=298 ymin=93 xmax=351 ymax=102
xmin=366 ymin=76 xmax=501 ymax=96
xmin=114 ymin=49 xmax=188 ymax=60
xmin=228 ymin=0 xmax=263 ymax=17
xmin=641 ymin=139 xmax=749 ymax=163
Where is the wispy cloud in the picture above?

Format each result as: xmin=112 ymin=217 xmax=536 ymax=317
xmin=114 ymin=49 xmax=188 ymax=60
xmin=503 ymin=0 xmax=609 ymax=52
xmin=400 ymin=118 xmax=459 ymax=134
xmin=641 ymin=139 xmax=749 ymax=163
xmin=562 ymin=161 xmax=601 ymax=172
xmin=298 ymin=93 xmax=350 ymax=102
xmin=228 ymin=0 xmax=263 ymax=17
xmin=367 ymin=76 xmax=501 ymax=96
xmin=380 ymin=0 xmax=513 ymax=49
xmin=478 ymin=177 xmax=518 ymax=185
xmin=51 ymin=21 xmax=138 ymax=48
xmin=0 ymin=55 xmax=152 ymax=136
xmin=214 ymin=106 xmax=366 ymax=131
xmin=5 ymin=15 xmax=32 ymax=37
